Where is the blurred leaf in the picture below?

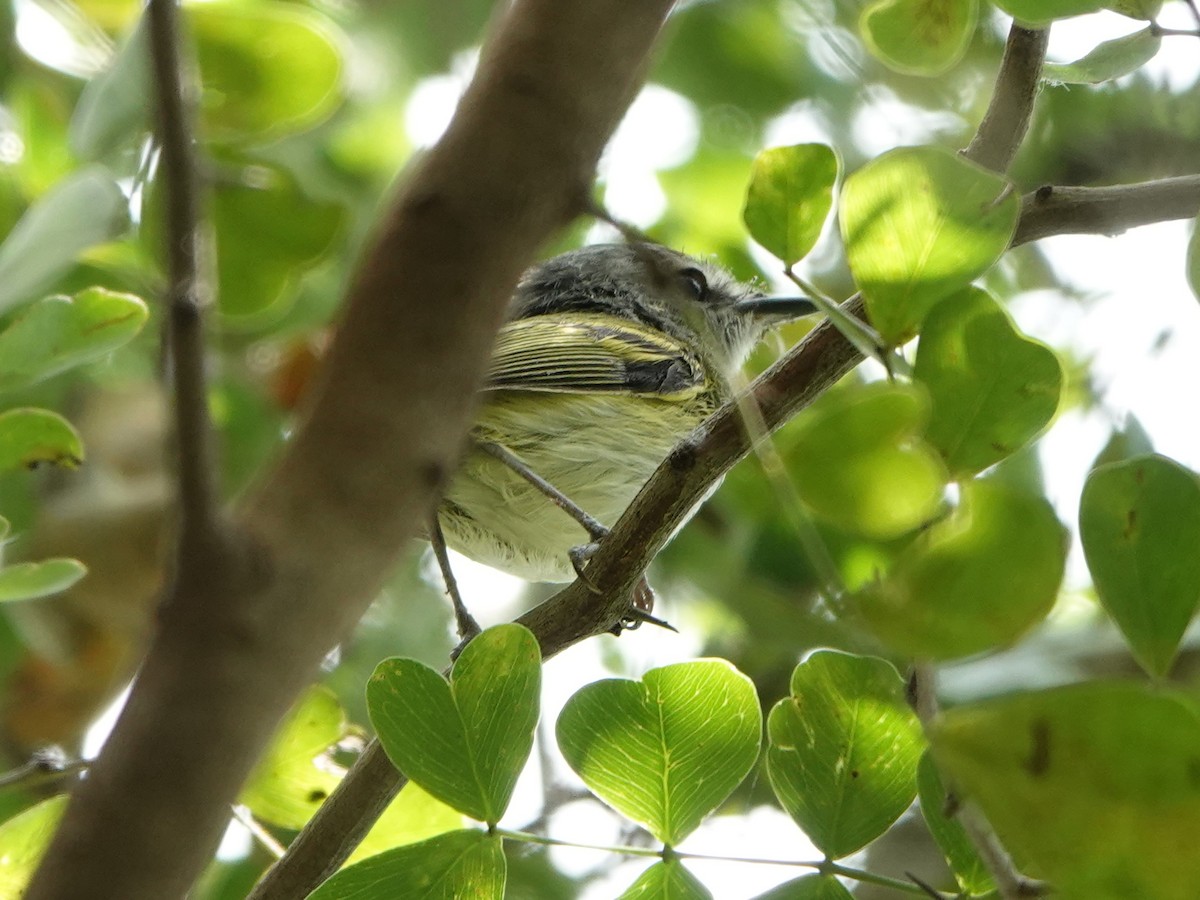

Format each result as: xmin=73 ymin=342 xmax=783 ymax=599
xmin=210 ymin=165 xmax=347 ymax=318
xmin=0 ymin=558 xmax=86 ymax=602
xmin=1091 ymin=415 xmax=1154 ymax=469
xmin=752 ymin=875 xmax=854 ymax=900
xmin=70 ymin=16 xmax=150 ymax=160
xmin=0 ymin=167 xmax=128 ymax=315
xmin=1189 ymin=214 xmax=1199 ymax=302
xmin=916 ymin=752 xmax=993 ymax=895
xmin=557 ymin=659 xmax=761 ymax=846
xmin=240 ymin=685 xmax=346 ymax=830
xmin=1080 ymin=454 xmax=1200 ymax=677
xmin=309 ymin=829 xmax=505 ymax=900
xmin=765 ymin=651 xmax=923 ymax=859
xmin=860 ymin=0 xmax=978 ymax=77
xmin=0 ymin=288 xmax=148 ymax=392
xmin=743 ymin=143 xmax=839 ymax=267
xmin=350 ymin=782 xmax=463 ymax=865
xmin=367 ymin=624 xmax=540 ymax=824
xmin=1106 ymin=0 xmax=1162 ymax=17
xmin=994 ymin=0 xmax=1106 ymax=25
xmin=914 ymin=287 xmax=1062 ymax=477
xmin=856 ymin=479 xmax=1066 ymax=659
xmin=839 ymin=146 xmax=1019 ymax=343
xmin=190 ymin=0 xmax=345 ymax=145
xmin=618 ymin=860 xmax=712 ymax=899
xmin=931 ymin=682 xmax=1200 ymax=900
xmin=0 ymin=795 xmax=67 ymax=897
xmin=788 ymin=382 xmax=947 ymax=539
xmin=1042 ymin=28 xmax=1161 ymax=85
xmin=0 ymin=408 xmax=84 ymax=471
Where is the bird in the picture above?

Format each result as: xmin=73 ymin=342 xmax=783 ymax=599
xmin=435 ymin=242 xmax=816 ymax=617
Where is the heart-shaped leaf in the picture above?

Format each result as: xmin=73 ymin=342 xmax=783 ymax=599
xmin=619 ymin=860 xmax=712 ymax=899
xmin=753 ymin=874 xmax=854 ymax=900
xmin=787 ymin=382 xmax=946 ymax=539
xmin=556 ymin=659 xmax=761 ymax=846
xmin=743 ymin=143 xmax=840 ymax=267
xmin=190 ymin=0 xmax=344 ymax=145
xmin=856 ymin=479 xmax=1066 ymax=659
xmin=0 ymin=795 xmax=68 ymax=898
xmin=1080 ymin=454 xmax=1200 ymax=677
xmin=860 ymin=0 xmax=978 ymax=77
xmin=916 ymin=752 xmax=993 ymax=895
xmin=0 ymin=288 xmax=148 ymax=393
xmin=0 ymin=558 xmax=86 ymax=603
xmin=914 ymin=287 xmax=1062 ymax=477
xmin=0 ymin=408 xmax=83 ymax=472
xmin=766 ymin=651 xmax=923 ymax=859
xmin=240 ymin=685 xmax=347 ymax=830
xmin=308 ymin=829 xmax=504 ymax=900
xmin=367 ymin=624 xmax=541 ymax=824
xmin=839 ymin=146 xmax=1018 ymax=343
xmin=931 ymin=682 xmax=1200 ymax=900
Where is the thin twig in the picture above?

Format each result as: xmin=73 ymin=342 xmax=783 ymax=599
xmin=231 ymin=805 xmax=287 ymax=860
xmin=147 ymin=0 xmax=222 ymax=548
xmin=962 ymin=26 xmax=1048 ymax=172
xmin=910 ymin=665 xmax=1046 ymax=899
xmin=0 ymin=749 xmax=89 ymax=792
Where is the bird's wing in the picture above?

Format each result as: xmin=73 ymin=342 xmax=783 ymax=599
xmin=483 ymin=313 xmax=705 ymax=399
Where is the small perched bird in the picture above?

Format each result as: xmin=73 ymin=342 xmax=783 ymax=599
xmin=437 ymin=242 xmax=816 ymax=590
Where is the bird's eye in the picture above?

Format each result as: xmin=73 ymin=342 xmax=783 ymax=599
xmin=680 ymin=267 xmax=709 ymax=301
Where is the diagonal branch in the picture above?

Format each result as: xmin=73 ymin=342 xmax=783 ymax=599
xmin=27 ymin=1 xmax=676 ymax=898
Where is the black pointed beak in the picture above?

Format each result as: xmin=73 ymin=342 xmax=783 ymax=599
xmin=734 ymin=294 xmax=820 ymax=319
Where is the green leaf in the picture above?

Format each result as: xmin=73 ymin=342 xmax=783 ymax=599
xmin=1106 ymin=0 xmax=1163 ymax=15
xmin=69 ymin=17 xmax=150 ymax=159
xmin=788 ymin=382 xmax=947 ymax=539
xmin=914 ymin=287 xmax=1063 ymax=477
xmin=0 ymin=408 xmax=84 ymax=472
xmin=0 ymin=558 xmax=86 ymax=602
xmin=619 ymin=860 xmax=713 ymax=899
xmin=240 ymin=685 xmax=347 ymax=830
xmin=916 ymin=752 xmax=993 ymax=895
xmin=860 ymin=0 xmax=979 ymax=77
xmin=308 ymin=829 xmax=505 ymax=900
xmin=856 ymin=479 xmax=1066 ymax=659
xmin=556 ymin=659 xmax=761 ymax=846
xmin=351 ymin=783 xmax=464 ymax=865
xmin=1042 ymin=28 xmax=1161 ymax=85
xmin=1091 ymin=416 xmax=1154 ymax=470
xmin=743 ymin=143 xmax=840 ymax=266
xmin=765 ymin=651 xmax=923 ymax=859
xmin=0 ymin=795 xmax=68 ymax=897
xmin=752 ymin=875 xmax=854 ymax=900
xmin=1079 ymin=454 xmax=1200 ymax=677
xmin=931 ymin=682 xmax=1200 ymax=900
xmin=839 ymin=146 xmax=1019 ymax=343
xmin=0 ymin=288 xmax=148 ymax=392
xmin=211 ymin=165 xmax=347 ymax=318
xmin=1188 ymin=214 xmax=1199 ymax=302
xmin=190 ymin=1 xmax=344 ymax=144
xmin=0 ymin=167 xmax=128 ymax=315
xmin=367 ymin=624 xmax=541 ymax=824
xmin=993 ymin=0 xmax=1105 ymax=25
